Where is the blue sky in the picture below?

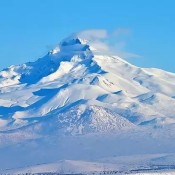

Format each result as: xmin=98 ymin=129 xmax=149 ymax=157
xmin=0 ymin=0 xmax=175 ymax=72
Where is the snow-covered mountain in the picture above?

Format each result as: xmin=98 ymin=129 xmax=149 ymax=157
xmin=0 ymin=34 xmax=175 ymax=173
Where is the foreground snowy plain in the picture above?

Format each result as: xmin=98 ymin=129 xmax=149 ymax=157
xmin=0 ymin=34 xmax=175 ymax=174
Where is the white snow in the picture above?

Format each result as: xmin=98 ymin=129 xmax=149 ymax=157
xmin=0 ymin=34 xmax=175 ymax=174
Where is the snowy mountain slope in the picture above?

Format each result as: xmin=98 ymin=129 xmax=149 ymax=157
xmin=0 ymin=35 xmax=175 ymax=133
xmin=0 ymin=34 xmax=175 ymax=173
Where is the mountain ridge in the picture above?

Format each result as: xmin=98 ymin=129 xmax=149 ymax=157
xmin=0 ymin=34 xmax=175 ymax=136
xmin=0 ymin=33 xmax=175 ymax=172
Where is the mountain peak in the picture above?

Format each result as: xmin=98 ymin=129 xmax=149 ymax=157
xmin=60 ymin=33 xmax=89 ymax=46
xmin=49 ymin=34 xmax=91 ymax=55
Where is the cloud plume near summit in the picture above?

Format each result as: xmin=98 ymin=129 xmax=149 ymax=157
xmin=77 ymin=29 xmax=140 ymax=59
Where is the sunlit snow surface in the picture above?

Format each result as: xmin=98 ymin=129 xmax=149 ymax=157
xmin=0 ymin=35 xmax=175 ymax=174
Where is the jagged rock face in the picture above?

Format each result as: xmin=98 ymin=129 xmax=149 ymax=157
xmin=0 ymin=34 xmax=175 ymax=137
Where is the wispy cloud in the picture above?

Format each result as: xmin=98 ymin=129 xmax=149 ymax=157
xmin=113 ymin=28 xmax=130 ymax=37
xmin=78 ymin=29 xmax=108 ymax=40
xmin=77 ymin=28 xmax=140 ymax=59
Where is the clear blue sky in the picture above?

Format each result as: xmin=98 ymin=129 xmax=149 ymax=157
xmin=0 ymin=0 xmax=175 ymax=72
